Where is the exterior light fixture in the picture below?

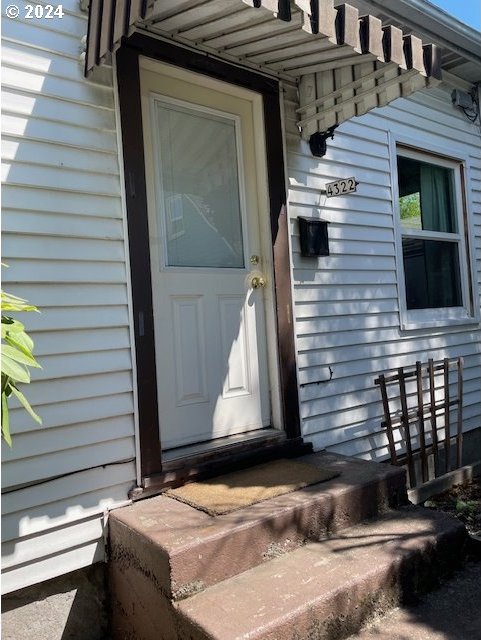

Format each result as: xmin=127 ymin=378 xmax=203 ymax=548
xmin=309 ymin=126 xmax=337 ymax=158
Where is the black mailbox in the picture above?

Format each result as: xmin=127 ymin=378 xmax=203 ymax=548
xmin=298 ymin=217 xmax=330 ymax=257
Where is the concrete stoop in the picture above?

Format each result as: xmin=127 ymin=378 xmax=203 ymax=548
xmin=108 ymin=453 xmax=467 ymax=640
xmin=346 ymin=560 xmax=481 ymax=640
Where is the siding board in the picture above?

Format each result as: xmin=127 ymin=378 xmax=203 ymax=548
xmin=2 ymin=437 xmax=135 ymax=488
xmin=2 ymin=260 xmax=127 ymax=284
xmin=31 ymin=328 xmax=131 ymax=356
xmin=299 ymin=374 xmax=481 ymax=416
xmin=295 ymin=299 xmax=397 ymax=318
xmin=2 ymin=464 xmax=135 ymax=516
xmin=19 ymin=371 xmax=133 ymax=407
xmin=2 ymin=41 xmax=91 ymax=80
xmin=299 ymin=352 xmax=481 ymax=389
xmin=2 ymin=480 xmax=134 ymax=542
xmin=2 ymin=137 xmax=118 ymax=173
xmin=2 ymin=19 xmax=87 ymax=59
xmin=8 ymin=394 xmax=135 ymax=433
xmin=2 ymin=162 xmax=120 ymax=194
xmin=301 ymin=388 xmax=480 ymax=436
xmin=3 ymin=416 xmax=135 ymax=462
xmin=298 ymin=339 xmax=480 ymax=371
xmin=297 ymin=327 xmax=480 ymax=355
xmin=294 ymin=254 xmax=395 ymax=272
xmin=3 ymin=234 xmax=126 ymax=262
xmin=1 ymin=4 xmax=136 ymax=594
xmin=2 ymin=185 xmax=123 ymax=217
xmin=2 ymin=518 xmax=104 ymax=569
xmin=289 ymin=191 xmax=393 ymax=215
xmin=12 ymin=306 xmax=129 ymax=332
xmin=2 ymin=538 xmax=104 ymax=595
xmin=294 ymin=283 xmax=399 ymax=302
xmin=2 ymin=66 xmax=114 ymax=108
xmin=27 ymin=349 xmax=132 ymax=381
xmin=8 ymin=283 xmax=128 ymax=306
xmin=2 ymin=114 xmax=117 ymax=151
xmin=9 ymin=9 xmax=87 ymax=39
xmin=291 ymin=237 xmax=395 ymax=257
xmin=296 ymin=313 xmax=400 ymax=334
xmin=2 ymin=83 xmax=115 ymax=122
xmin=2 ymin=210 xmax=124 ymax=240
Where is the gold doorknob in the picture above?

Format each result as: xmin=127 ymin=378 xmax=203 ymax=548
xmin=250 ymin=275 xmax=267 ymax=289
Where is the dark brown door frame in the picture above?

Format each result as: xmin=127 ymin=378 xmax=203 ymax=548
xmin=116 ymin=33 xmax=302 ymax=487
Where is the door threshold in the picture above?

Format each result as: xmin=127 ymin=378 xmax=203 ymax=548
xmin=132 ymin=433 xmax=311 ymax=499
xmin=162 ymin=428 xmax=284 ymax=466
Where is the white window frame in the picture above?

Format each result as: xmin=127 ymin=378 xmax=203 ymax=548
xmin=389 ymin=134 xmax=479 ymax=331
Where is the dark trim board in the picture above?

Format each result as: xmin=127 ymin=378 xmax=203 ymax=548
xmin=116 ymin=34 xmax=301 ymax=484
xmin=116 ymin=46 xmax=160 ymax=478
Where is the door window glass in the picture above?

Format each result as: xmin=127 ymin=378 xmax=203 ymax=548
xmin=154 ymin=100 xmax=245 ymax=268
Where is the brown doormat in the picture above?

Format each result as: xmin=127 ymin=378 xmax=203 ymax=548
xmin=164 ymin=459 xmax=339 ymax=516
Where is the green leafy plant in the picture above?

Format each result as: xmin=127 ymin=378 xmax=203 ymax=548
xmin=455 ymin=500 xmax=478 ymax=521
xmin=399 ymin=192 xmax=421 ymax=219
xmin=1 ymin=289 xmax=42 ymax=446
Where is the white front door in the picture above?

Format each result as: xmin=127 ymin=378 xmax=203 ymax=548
xmin=140 ymin=59 xmax=276 ymax=450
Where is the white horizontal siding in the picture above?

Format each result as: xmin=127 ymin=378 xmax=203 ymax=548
xmin=1 ymin=519 xmax=105 ymax=594
xmin=1 ymin=185 xmax=123 ymax=217
xmin=285 ymin=82 xmax=481 ymax=460
xmin=2 ymin=162 xmax=121 ymax=195
xmin=2 ymin=136 xmax=119 ymax=173
xmin=2 ymin=259 xmax=127 ymax=283
xmin=1 ymin=3 xmax=136 ymax=594
xmin=8 ymin=393 xmax=135 ymax=432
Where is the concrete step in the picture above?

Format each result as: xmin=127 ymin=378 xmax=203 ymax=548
xmin=174 ymin=507 xmax=467 ymax=640
xmin=346 ymin=560 xmax=481 ymax=640
xmin=109 ymin=453 xmax=406 ymax=600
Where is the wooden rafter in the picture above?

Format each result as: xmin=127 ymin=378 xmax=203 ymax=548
xmin=85 ymin=1 xmax=443 ymax=136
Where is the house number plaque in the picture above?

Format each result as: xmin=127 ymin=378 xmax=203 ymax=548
xmin=324 ymin=177 xmax=358 ymax=197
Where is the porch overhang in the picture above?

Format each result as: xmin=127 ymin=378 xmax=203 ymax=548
xmin=85 ymin=0 xmax=442 ymax=139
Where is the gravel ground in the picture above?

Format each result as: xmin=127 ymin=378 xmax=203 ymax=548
xmin=424 ymin=476 xmax=481 ymax=539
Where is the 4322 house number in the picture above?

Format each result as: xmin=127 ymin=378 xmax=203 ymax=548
xmin=25 ymin=4 xmax=64 ymax=19
xmin=325 ymin=177 xmax=357 ymax=198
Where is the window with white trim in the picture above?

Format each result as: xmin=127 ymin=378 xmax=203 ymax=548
xmin=395 ymin=146 xmax=475 ymax=329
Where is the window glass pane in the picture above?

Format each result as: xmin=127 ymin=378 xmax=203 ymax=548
xmin=399 ymin=191 xmax=422 ymax=230
xmin=397 ymin=156 xmax=457 ymax=233
xmin=155 ymin=101 xmax=245 ymax=268
xmin=402 ymin=239 xmax=462 ymax=309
